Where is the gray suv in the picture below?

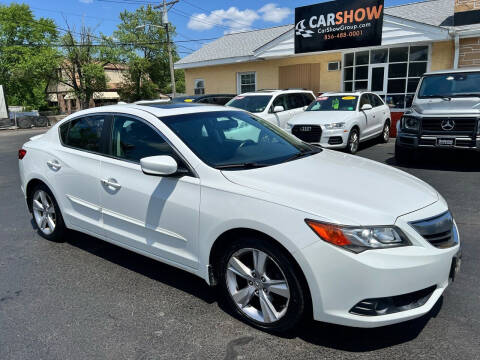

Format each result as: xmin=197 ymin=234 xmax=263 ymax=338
xmin=395 ymin=68 xmax=480 ymax=162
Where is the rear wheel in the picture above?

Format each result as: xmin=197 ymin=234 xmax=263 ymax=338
xmin=346 ymin=128 xmax=360 ymax=154
xmin=379 ymin=121 xmax=390 ymax=143
xmin=217 ymin=236 xmax=307 ymax=333
xmin=31 ymin=183 xmax=66 ymax=242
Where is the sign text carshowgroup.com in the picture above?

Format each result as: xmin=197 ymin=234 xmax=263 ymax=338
xmin=295 ymin=0 xmax=384 ymax=53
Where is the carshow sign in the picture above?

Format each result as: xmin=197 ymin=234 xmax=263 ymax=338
xmin=295 ymin=0 xmax=384 ymax=53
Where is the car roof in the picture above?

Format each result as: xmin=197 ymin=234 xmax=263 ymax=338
xmin=317 ymin=92 xmax=366 ymax=97
xmin=60 ymin=103 xmax=239 ymax=119
xmin=238 ymin=89 xmax=314 ymax=96
xmin=423 ymin=67 xmax=480 ymax=76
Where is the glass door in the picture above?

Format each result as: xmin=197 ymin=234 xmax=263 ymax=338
xmin=368 ymin=64 xmax=387 ymax=98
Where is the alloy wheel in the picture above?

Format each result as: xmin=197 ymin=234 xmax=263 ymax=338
xmin=225 ymin=248 xmax=290 ymax=324
xmin=32 ymin=190 xmax=56 ymax=235
xmin=383 ymin=123 xmax=390 ymax=142
xmin=349 ymin=131 xmax=359 ymax=153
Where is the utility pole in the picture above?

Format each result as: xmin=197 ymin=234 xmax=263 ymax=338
xmin=155 ymin=0 xmax=179 ymax=98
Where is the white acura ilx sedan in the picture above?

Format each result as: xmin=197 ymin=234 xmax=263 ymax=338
xmin=18 ymin=103 xmax=461 ymax=332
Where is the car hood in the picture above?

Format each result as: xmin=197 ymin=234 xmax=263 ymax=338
xmin=288 ymin=111 xmax=355 ymax=125
xmin=412 ymin=98 xmax=480 ymax=115
xmin=222 ymin=150 xmax=438 ymax=225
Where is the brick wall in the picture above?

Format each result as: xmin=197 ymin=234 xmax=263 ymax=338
xmin=458 ymin=37 xmax=480 ymax=67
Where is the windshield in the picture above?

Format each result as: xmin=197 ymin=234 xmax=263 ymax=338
xmin=160 ymin=111 xmax=319 ymax=169
xmin=418 ymin=73 xmax=480 ymax=98
xmin=226 ymin=95 xmax=272 ymax=113
xmin=307 ymin=96 xmax=358 ymax=111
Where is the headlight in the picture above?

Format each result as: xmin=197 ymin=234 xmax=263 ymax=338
xmin=306 ymin=219 xmax=411 ymax=253
xmin=324 ymin=122 xmax=345 ymax=129
xmin=402 ymin=116 xmax=419 ymax=131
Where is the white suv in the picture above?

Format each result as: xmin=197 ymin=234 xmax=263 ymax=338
xmin=226 ymin=89 xmax=315 ymax=129
xmin=287 ymin=92 xmax=391 ymax=154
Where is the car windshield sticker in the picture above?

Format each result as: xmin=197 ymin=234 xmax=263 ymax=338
xmin=342 ymin=96 xmax=356 ymax=100
xmin=332 ymin=98 xmax=340 ymax=110
xmin=348 ymin=107 xmax=354 ymax=110
xmin=184 ymin=99 xmax=194 ymax=102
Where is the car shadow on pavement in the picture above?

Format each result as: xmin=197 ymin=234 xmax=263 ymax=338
xmin=386 ymin=148 xmax=480 ymax=172
xmin=295 ymin=297 xmax=443 ymax=351
xmin=63 ymin=229 xmax=217 ymax=305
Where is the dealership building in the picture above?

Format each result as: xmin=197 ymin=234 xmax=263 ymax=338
xmin=175 ymin=0 xmax=480 ymax=122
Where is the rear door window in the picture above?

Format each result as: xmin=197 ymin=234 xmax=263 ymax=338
xmin=62 ymin=115 xmax=106 ymax=153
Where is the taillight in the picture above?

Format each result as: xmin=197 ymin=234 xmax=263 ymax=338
xmin=18 ymin=149 xmax=27 ymax=160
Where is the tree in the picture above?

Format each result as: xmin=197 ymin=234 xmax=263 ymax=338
xmin=108 ymin=5 xmax=184 ymax=101
xmin=58 ymin=24 xmax=108 ymax=109
xmin=0 ymin=4 xmax=60 ymax=109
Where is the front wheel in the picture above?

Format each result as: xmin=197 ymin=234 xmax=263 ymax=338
xmin=346 ymin=128 xmax=360 ymax=154
xmin=217 ymin=236 xmax=307 ymax=333
xmin=395 ymin=142 xmax=414 ymax=165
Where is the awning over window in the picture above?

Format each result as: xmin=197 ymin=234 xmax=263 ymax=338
xmin=63 ymin=92 xmax=120 ymax=100
xmin=93 ymin=91 xmax=120 ymax=100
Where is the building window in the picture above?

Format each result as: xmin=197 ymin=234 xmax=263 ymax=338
xmin=194 ymin=79 xmax=205 ymax=95
xmin=343 ymin=45 xmax=429 ymax=110
xmin=237 ymin=72 xmax=256 ymax=94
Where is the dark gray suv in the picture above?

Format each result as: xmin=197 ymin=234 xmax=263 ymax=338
xmin=395 ymin=68 xmax=480 ymax=162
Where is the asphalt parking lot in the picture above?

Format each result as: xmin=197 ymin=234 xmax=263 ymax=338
xmin=1 ymin=129 xmax=479 ymax=360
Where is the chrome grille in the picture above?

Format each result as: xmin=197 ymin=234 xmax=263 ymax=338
xmin=410 ymin=211 xmax=458 ymax=249
xmin=292 ymin=125 xmax=322 ymax=143
xmin=421 ymin=117 xmax=477 ymax=134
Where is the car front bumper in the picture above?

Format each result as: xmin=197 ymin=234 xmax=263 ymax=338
xmin=397 ymin=133 xmax=480 ymax=151
xmin=287 ymin=127 xmax=349 ymax=149
xmin=297 ymin=201 xmax=461 ymax=328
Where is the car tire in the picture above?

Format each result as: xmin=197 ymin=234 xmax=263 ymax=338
xmin=217 ymin=235 xmax=307 ymax=333
xmin=379 ymin=121 xmax=390 ymax=143
xmin=346 ymin=128 xmax=360 ymax=154
xmin=395 ymin=141 xmax=413 ymax=165
xmin=17 ymin=116 xmax=33 ymax=129
xmin=30 ymin=183 xmax=67 ymax=242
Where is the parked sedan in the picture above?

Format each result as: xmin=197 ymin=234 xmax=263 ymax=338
xmin=287 ymin=92 xmax=391 ymax=154
xmin=19 ymin=103 xmax=460 ymax=332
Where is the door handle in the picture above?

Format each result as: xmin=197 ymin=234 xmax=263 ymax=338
xmin=101 ymin=178 xmax=121 ymax=190
xmin=47 ymin=160 xmax=61 ymax=170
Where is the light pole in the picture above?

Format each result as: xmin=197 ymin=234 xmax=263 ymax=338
xmin=136 ymin=21 xmax=176 ymax=98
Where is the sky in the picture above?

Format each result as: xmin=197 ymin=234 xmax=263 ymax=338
xmin=0 ymin=0 xmax=421 ymax=57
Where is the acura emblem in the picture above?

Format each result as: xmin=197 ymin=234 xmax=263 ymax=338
xmin=441 ymin=119 xmax=455 ymax=131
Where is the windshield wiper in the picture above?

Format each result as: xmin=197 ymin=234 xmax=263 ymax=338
xmin=214 ymin=162 xmax=269 ymax=170
xmin=422 ymin=95 xmax=452 ymax=100
xmin=450 ymin=93 xmax=480 ymax=98
xmin=284 ymin=148 xmax=321 ymax=163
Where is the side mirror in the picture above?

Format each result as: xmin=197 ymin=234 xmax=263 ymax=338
xmin=273 ymin=105 xmax=285 ymax=113
xmin=361 ymin=104 xmax=373 ymax=111
xmin=140 ymin=155 xmax=178 ymax=176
